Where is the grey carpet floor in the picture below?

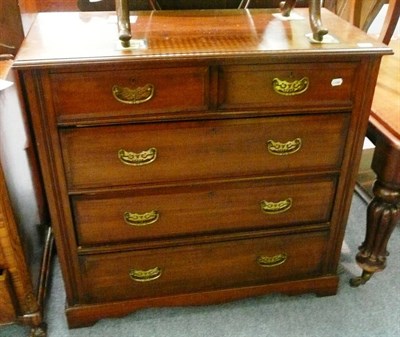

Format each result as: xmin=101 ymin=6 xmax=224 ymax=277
xmin=1 ymin=193 xmax=399 ymax=337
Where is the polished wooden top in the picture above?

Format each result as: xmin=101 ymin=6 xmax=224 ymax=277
xmin=13 ymin=8 xmax=391 ymax=68
xmin=370 ymin=39 xmax=400 ymax=141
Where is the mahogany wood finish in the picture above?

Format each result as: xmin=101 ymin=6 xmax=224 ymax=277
xmin=114 ymin=0 xmax=327 ymax=47
xmin=36 ymin=0 xmax=77 ymax=11
xmin=346 ymin=0 xmax=400 ymax=287
xmin=14 ymin=8 xmax=390 ymax=328
xmin=73 ymin=177 xmax=337 ymax=246
xmin=61 ymin=115 xmax=348 ymax=189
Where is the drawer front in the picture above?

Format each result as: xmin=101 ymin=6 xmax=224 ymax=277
xmin=219 ymin=63 xmax=356 ymax=109
xmin=79 ymin=231 xmax=328 ymax=303
xmin=73 ymin=177 xmax=336 ymax=246
xmin=61 ymin=113 xmax=350 ymax=190
xmin=51 ymin=67 xmax=209 ymax=122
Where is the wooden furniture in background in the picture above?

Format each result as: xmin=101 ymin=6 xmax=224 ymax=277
xmin=0 ymin=0 xmax=25 ymax=56
xmin=14 ymin=8 xmax=390 ymax=328
xmin=1 ymin=2 xmax=53 ymax=336
xmin=346 ymin=0 xmax=400 ymax=286
xmin=333 ymin=0 xmax=392 ymax=31
xmin=0 ymin=60 xmax=52 ymax=337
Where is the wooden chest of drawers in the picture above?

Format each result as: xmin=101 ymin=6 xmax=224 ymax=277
xmin=14 ymin=9 xmax=390 ymax=328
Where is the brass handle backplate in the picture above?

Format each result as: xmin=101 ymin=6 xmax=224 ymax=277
xmin=112 ymin=83 xmax=155 ymax=104
xmin=260 ymin=198 xmax=292 ymax=214
xmin=267 ymin=138 xmax=302 ymax=156
xmin=272 ymin=77 xmax=309 ymax=96
xmin=257 ymin=253 xmax=288 ymax=268
xmin=124 ymin=210 xmax=159 ymax=226
xmin=129 ymin=267 xmax=162 ymax=282
xmin=118 ymin=148 xmax=157 ymax=166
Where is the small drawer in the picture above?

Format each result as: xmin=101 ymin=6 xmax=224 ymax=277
xmin=60 ymin=113 xmax=350 ymax=190
xmin=50 ymin=66 xmax=209 ymax=123
xmin=79 ymin=231 xmax=328 ymax=303
xmin=73 ymin=177 xmax=336 ymax=246
xmin=218 ymin=63 xmax=357 ymax=110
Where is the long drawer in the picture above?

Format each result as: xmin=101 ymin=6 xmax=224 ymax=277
xmin=79 ymin=231 xmax=328 ymax=303
xmin=61 ymin=113 xmax=350 ymax=190
xmin=50 ymin=66 xmax=209 ymax=122
xmin=219 ymin=63 xmax=357 ymax=109
xmin=72 ymin=177 xmax=336 ymax=246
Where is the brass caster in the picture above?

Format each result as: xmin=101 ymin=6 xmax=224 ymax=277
xmin=350 ymin=271 xmax=374 ymax=287
xmin=30 ymin=322 xmax=47 ymax=337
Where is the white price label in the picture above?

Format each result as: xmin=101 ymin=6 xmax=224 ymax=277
xmin=331 ymin=78 xmax=343 ymax=87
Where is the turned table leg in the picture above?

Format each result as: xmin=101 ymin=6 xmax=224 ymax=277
xmin=350 ymin=180 xmax=400 ymax=287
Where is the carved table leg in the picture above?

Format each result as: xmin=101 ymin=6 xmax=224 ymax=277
xmin=350 ymin=180 xmax=400 ymax=287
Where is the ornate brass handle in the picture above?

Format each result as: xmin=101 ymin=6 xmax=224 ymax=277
xmin=257 ymin=253 xmax=288 ymax=268
xmin=112 ymin=83 xmax=155 ymax=104
xmin=260 ymin=198 xmax=292 ymax=214
xmin=267 ymin=138 xmax=302 ymax=156
xmin=124 ymin=210 xmax=159 ymax=226
xmin=272 ymin=77 xmax=309 ymax=96
xmin=129 ymin=267 xmax=162 ymax=282
xmin=118 ymin=148 xmax=157 ymax=166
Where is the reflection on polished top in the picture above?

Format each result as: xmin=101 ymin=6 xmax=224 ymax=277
xmin=14 ymin=8 xmax=390 ymax=67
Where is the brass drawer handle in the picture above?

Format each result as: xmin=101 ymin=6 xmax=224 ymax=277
xmin=129 ymin=267 xmax=162 ymax=282
xmin=260 ymin=198 xmax=292 ymax=214
xmin=257 ymin=253 xmax=288 ymax=268
xmin=118 ymin=148 xmax=157 ymax=166
xmin=272 ymin=77 xmax=309 ymax=96
xmin=267 ymin=138 xmax=302 ymax=155
xmin=112 ymin=83 xmax=155 ymax=104
xmin=124 ymin=210 xmax=159 ymax=226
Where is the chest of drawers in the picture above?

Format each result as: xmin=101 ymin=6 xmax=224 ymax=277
xmin=13 ymin=9 xmax=391 ymax=328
